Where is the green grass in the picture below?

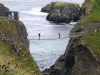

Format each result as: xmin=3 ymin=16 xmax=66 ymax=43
xmin=83 ymin=31 xmax=100 ymax=56
xmin=0 ymin=19 xmax=18 ymax=36
xmin=78 ymin=0 xmax=100 ymax=24
xmin=47 ymin=1 xmax=80 ymax=8
xmin=77 ymin=0 xmax=100 ymax=57
xmin=0 ymin=40 xmax=40 ymax=75
xmin=50 ymin=10 xmax=58 ymax=16
xmin=46 ymin=1 xmax=80 ymax=18
xmin=53 ymin=2 xmax=79 ymax=7
xmin=0 ymin=19 xmax=40 ymax=75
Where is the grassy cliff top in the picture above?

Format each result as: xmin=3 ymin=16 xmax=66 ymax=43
xmin=79 ymin=0 xmax=100 ymax=24
xmin=79 ymin=0 xmax=100 ymax=57
xmin=47 ymin=1 xmax=80 ymax=8
xmin=0 ymin=19 xmax=19 ymax=36
xmin=83 ymin=31 xmax=100 ymax=57
xmin=0 ymin=41 xmax=40 ymax=75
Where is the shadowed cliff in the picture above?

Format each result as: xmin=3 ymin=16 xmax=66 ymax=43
xmin=42 ymin=0 xmax=100 ymax=75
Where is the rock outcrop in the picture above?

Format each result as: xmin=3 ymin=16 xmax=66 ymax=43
xmin=41 ymin=2 xmax=80 ymax=23
xmin=43 ymin=37 xmax=100 ymax=75
xmin=0 ymin=3 xmax=40 ymax=75
xmin=0 ymin=3 xmax=9 ymax=16
xmin=42 ymin=0 xmax=100 ymax=75
xmin=14 ymin=21 xmax=29 ymax=47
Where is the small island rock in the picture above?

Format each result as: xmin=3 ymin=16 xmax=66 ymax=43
xmin=41 ymin=2 xmax=81 ymax=23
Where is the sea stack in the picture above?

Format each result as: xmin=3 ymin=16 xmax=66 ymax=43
xmin=41 ymin=2 xmax=80 ymax=23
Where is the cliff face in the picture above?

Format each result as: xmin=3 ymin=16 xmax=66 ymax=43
xmin=0 ymin=3 xmax=9 ymax=16
xmin=43 ymin=37 xmax=100 ymax=75
xmin=81 ymin=0 xmax=93 ymax=15
xmin=0 ymin=4 xmax=40 ymax=75
xmin=41 ymin=2 xmax=80 ymax=23
xmin=42 ymin=0 xmax=100 ymax=75
xmin=14 ymin=21 xmax=29 ymax=47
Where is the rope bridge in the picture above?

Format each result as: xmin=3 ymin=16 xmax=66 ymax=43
xmin=28 ymin=32 xmax=86 ymax=40
xmin=28 ymin=35 xmax=69 ymax=40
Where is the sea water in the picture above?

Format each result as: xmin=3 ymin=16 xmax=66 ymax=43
xmin=0 ymin=0 xmax=84 ymax=71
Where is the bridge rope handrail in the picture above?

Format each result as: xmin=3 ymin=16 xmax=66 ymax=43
xmin=28 ymin=32 xmax=87 ymax=40
xmin=28 ymin=36 xmax=68 ymax=40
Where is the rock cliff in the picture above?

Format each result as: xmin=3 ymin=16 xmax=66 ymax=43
xmin=13 ymin=21 xmax=29 ymax=47
xmin=0 ymin=3 xmax=9 ymax=16
xmin=0 ymin=3 xmax=40 ymax=75
xmin=42 ymin=0 xmax=100 ymax=75
xmin=41 ymin=2 xmax=80 ymax=23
